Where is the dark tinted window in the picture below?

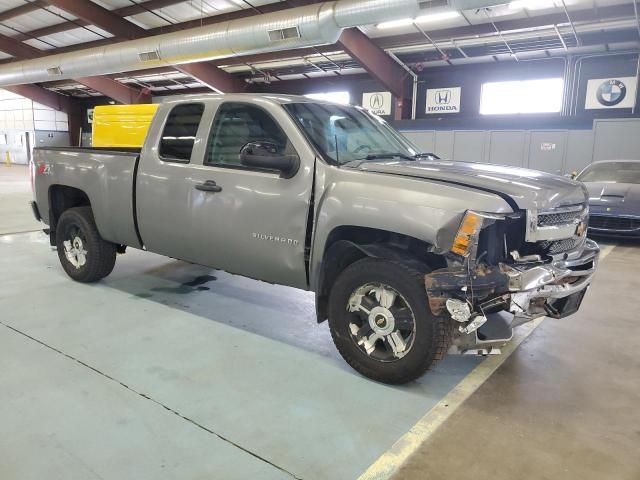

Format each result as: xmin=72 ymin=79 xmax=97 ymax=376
xmin=159 ymin=103 xmax=204 ymax=162
xmin=205 ymin=103 xmax=292 ymax=166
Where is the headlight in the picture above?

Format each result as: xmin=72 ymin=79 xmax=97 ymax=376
xmin=450 ymin=210 xmax=508 ymax=258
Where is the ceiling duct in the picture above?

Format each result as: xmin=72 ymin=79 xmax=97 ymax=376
xmin=0 ymin=0 xmax=419 ymax=87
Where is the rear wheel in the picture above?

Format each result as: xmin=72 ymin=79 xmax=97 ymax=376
xmin=328 ymin=257 xmax=452 ymax=384
xmin=55 ymin=207 xmax=116 ymax=283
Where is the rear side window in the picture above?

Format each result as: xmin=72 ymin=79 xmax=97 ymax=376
xmin=159 ymin=103 xmax=204 ymax=162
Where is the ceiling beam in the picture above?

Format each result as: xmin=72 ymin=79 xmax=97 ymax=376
xmin=2 ymin=84 xmax=83 ymax=145
xmin=113 ymin=0 xmax=193 ymax=17
xmin=0 ymin=33 xmax=150 ymax=104
xmin=175 ymin=63 xmax=246 ymax=93
xmin=0 ymin=1 xmax=45 ymax=22
xmin=74 ymin=77 xmax=151 ymax=104
xmin=337 ymin=28 xmax=406 ymax=99
xmin=9 ymin=0 xmax=187 ymax=42
xmin=3 ymin=84 xmax=73 ymax=112
xmin=40 ymin=0 xmax=147 ymax=40
xmin=0 ymin=32 xmax=41 ymax=59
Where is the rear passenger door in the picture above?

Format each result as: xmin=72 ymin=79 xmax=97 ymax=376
xmin=137 ymin=102 xmax=208 ymax=263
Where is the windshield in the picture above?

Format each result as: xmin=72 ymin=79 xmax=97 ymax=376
xmin=578 ymin=162 xmax=640 ymax=184
xmin=283 ymin=102 xmax=420 ymax=164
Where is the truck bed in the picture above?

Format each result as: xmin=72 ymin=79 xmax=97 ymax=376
xmin=33 ymin=146 xmax=143 ymax=249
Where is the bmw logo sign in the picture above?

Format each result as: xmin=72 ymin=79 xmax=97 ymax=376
xmin=597 ymin=79 xmax=627 ymax=107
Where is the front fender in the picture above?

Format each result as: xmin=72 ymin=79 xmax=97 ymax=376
xmin=309 ymin=163 xmax=511 ymax=290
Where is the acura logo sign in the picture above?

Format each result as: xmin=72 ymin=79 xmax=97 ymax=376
xmin=369 ymin=93 xmax=384 ymax=109
xmin=362 ymin=91 xmax=391 ymax=115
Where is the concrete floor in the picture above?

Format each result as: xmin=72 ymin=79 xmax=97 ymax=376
xmin=1 ymin=164 xmax=637 ymax=479
xmin=391 ymin=244 xmax=640 ymax=480
xmin=0 ymin=165 xmax=481 ymax=479
xmin=0 ymin=164 xmax=40 ymax=234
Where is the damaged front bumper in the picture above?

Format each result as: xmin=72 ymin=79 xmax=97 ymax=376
xmin=425 ymin=238 xmax=600 ymax=349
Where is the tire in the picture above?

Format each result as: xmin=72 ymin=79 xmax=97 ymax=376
xmin=55 ymin=206 xmax=117 ymax=283
xmin=328 ymin=257 xmax=452 ymax=384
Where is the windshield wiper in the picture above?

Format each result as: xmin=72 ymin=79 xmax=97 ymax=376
xmin=364 ymin=153 xmax=416 ymax=161
xmin=414 ymin=152 xmax=440 ymax=160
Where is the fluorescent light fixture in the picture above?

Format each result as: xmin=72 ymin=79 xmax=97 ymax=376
xmin=377 ymin=10 xmax=461 ymax=29
xmin=509 ymin=0 xmax=560 ymax=10
xmin=376 ymin=18 xmax=414 ymax=29
xmin=415 ymin=11 xmax=461 ymax=23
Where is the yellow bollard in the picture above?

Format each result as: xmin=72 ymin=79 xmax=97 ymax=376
xmin=4 ymin=151 xmax=11 ymax=167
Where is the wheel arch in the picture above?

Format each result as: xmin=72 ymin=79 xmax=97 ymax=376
xmin=314 ymin=225 xmax=447 ymax=323
xmin=48 ymin=185 xmax=92 ymax=245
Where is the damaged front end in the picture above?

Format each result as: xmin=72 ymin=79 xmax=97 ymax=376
xmin=426 ymin=207 xmax=599 ymax=354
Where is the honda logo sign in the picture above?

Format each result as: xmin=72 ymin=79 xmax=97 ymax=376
xmin=435 ymin=90 xmax=451 ymax=104
xmin=426 ymin=87 xmax=461 ymax=114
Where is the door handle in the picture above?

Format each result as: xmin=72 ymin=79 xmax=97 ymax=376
xmin=195 ymin=180 xmax=222 ymax=193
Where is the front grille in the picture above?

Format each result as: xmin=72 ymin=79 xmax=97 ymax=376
xmin=589 ymin=215 xmax=640 ymax=231
xmin=538 ymin=208 xmax=583 ymax=227
xmin=539 ymin=237 xmax=582 ymax=254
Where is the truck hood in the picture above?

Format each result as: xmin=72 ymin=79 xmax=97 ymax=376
xmin=351 ymin=160 xmax=587 ymax=211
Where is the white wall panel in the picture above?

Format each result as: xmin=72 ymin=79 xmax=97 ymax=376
xmin=434 ymin=131 xmax=455 ymax=159
xmin=593 ymin=119 xmax=640 ymax=161
xmin=565 ymin=130 xmax=594 ymax=174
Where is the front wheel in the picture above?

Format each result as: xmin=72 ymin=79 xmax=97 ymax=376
xmin=55 ymin=206 xmax=117 ymax=283
xmin=328 ymin=258 xmax=452 ymax=384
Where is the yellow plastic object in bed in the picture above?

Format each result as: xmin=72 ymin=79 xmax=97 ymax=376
xmin=92 ymin=104 xmax=160 ymax=148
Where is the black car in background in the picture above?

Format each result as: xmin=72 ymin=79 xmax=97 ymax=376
xmin=577 ymin=160 xmax=640 ymax=239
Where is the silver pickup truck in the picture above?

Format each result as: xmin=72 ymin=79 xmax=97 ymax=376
xmin=31 ymin=94 xmax=599 ymax=384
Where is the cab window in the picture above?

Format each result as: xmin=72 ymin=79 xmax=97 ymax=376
xmin=159 ymin=103 xmax=204 ymax=162
xmin=205 ymin=103 xmax=294 ymax=167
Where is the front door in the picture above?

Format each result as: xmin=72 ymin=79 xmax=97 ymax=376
xmin=137 ymin=99 xmax=314 ymax=289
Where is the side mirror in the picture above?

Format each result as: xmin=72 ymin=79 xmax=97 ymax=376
xmin=240 ymin=141 xmax=299 ymax=179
